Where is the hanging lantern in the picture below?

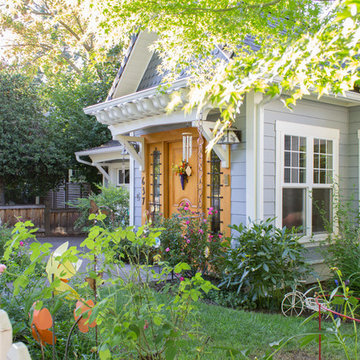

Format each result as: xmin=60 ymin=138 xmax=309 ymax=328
xmin=182 ymin=132 xmax=192 ymax=161
xmin=217 ymin=128 xmax=242 ymax=145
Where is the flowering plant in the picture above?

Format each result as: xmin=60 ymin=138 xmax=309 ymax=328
xmin=172 ymin=160 xmax=191 ymax=176
xmin=157 ymin=203 xmax=227 ymax=276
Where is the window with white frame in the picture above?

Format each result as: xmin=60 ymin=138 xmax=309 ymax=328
xmin=117 ymin=168 xmax=130 ymax=187
xmin=276 ymin=121 xmax=339 ymax=237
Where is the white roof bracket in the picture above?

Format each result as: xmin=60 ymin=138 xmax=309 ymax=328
xmin=115 ymin=135 xmax=145 ymax=171
xmin=195 ymin=121 xmax=230 ymax=168
xmin=94 ymin=163 xmax=110 ymax=182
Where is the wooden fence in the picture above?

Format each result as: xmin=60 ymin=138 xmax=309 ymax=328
xmin=0 ymin=310 xmax=31 ymax=360
xmin=0 ymin=205 xmax=83 ymax=236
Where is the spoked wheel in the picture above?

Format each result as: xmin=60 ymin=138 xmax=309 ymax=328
xmin=281 ymin=292 xmax=304 ymax=317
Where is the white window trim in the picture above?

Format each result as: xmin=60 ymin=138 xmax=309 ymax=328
xmin=275 ymin=121 xmax=340 ymax=244
xmin=116 ymin=167 xmax=130 ymax=188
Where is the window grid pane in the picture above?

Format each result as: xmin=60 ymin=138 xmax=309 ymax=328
xmin=282 ymin=188 xmax=305 ymax=232
xmin=313 ymin=138 xmax=333 ymax=184
xmin=150 ymin=148 xmax=161 ymax=219
xmin=284 ymin=135 xmax=306 ymax=184
xmin=312 ymin=188 xmax=332 ymax=233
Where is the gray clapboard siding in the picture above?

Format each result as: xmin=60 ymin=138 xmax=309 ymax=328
xmin=263 ymin=98 xmax=351 ymax=220
xmin=134 ymin=161 xmax=143 ymax=227
xmin=348 ymin=106 xmax=360 ymax=201
xmin=230 ymin=108 xmax=247 ymax=226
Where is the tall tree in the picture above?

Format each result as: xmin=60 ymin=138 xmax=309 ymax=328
xmin=42 ymin=69 xmax=112 ymax=185
xmin=0 ymin=72 xmax=65 ymax=204
xmin=83 ymin=0 xmax=360 ymax=146
xmin=0 ymin=0 xmax=118 ymax=79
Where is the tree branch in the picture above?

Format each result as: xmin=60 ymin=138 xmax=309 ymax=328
xmin=59 ymin=52 xmax=82 ymax=74
xmin=153 ymin=0 xmax=282 ymax=14
xmin=58 ymin=20 xmax=92 ymax=53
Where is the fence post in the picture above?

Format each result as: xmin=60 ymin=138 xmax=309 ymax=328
xmin=0 ymin=310 xmax=12 ymax=360
xmin=6 ymin=342 xmax=31 ymax=360
xmin=44 ymin=198 xmax=51 ymax=235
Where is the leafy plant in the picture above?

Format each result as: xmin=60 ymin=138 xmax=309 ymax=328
xmin=322 ymin=189 xmax=360 ymax=294
xmin=300 ymin=268 xmax=360 ymax=360
xmin=0 ymin=223 xmax=12 ymax=257
xmin=70 ymin=184 xmax=129 ymax=232
xmin=219 ymin=219 xmax=309 ymax=308
xmin=74 ymin=214 xmax=217 ymax=359
xmin=2 ymin=216 xmax=216 ymax=359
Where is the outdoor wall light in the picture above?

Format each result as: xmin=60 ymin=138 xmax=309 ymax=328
xmin=217 ymin=128 xmax=242 ymax=145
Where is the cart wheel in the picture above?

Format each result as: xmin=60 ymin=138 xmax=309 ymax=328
xmin=281 ymin=292 xmax=304 ymax=317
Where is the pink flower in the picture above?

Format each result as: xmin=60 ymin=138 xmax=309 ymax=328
xmin=180 ymin=277 xmax=184 ymax=282
xmin=219 ymin=234 xmax=223 ymax=239
xmin=203 ymin=219 xmax=207 ymax=223
xmin=19 ymin=241 xmax=24 ymax=246
xmin=184 ymin=207 xmax=189 ymax=211
xmin=185 ymin=202 xmax=189 ymax=207
xmin=215 ymin=210 xmax=218 ymax=214
xmin=198 ymin=229 xmax=203 ymax=234
xmin=165 ymin=247 xmax=170 ymax=252
xmin=186 ymin=220 xmax=190 ymax=225
xmin=209 ymin=207 xmax=214 ymax=211
xmin=0 ymin=264 xmax=7 ymax=274
xmin=209 ymin=235 xmax=214 ymax=239
xmin=186 ymin=239 xmax=190 ymax=244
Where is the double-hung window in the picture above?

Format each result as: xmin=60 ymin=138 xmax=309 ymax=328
xmin=276 ymin=121 xmax=339 ymax=238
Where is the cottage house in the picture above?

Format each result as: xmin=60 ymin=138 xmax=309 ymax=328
xmin=81 ymin=31 xmax=360 ymax=269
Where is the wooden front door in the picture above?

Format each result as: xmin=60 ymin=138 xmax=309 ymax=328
xmin=142 ymin=127 xmax=230 ymax=235
xmin=168 ymin=140 xmax=201 ymax=215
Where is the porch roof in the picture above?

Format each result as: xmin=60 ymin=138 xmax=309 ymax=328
xmin=75 ymin=140 xmax=128 ymax=157
xmin=83 ymin=78 xmax=189 ymax=135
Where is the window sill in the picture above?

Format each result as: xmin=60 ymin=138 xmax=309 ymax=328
xmin=298 ymin=233 xmax=328 ymax=248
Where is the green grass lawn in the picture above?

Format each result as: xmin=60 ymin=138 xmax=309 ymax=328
xmin=177 ymin=301 xmax=357 ymax=359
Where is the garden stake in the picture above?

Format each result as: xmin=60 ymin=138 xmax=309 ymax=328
xmin=51 ymin=274 xmax=57 ymax=360
xmin=318 ymin=303 xmax=321 ymax=360
xmin=93 ymin=254 xmax=98 ymax=347
xmin=33 ymin=324 xmax=45 ymax=360
xmin=64 ymin=315 xmax=83 ymax=360
xmin=197 ymin=115 xmax=204 ymax=214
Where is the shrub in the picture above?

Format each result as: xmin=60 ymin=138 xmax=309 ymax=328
xmin=70 ymin=184 xmax=129 ymax=231
xmin=323 ymin=191 xmax=360 ymax=294
xmin=218 ymin=219 xmax=309 ymax=308
xmin=0 ymin=223 xmax=12 ymax=257
xmin=157 ymin=204 xmax=225 ymax=277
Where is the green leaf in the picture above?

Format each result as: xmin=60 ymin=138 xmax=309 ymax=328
xmin=89 ymin=213 xmax=96 ymax=220
xmin=153 ymin=315 xmax=162 ymax=326
xmin=300 ymin=334 xmax=318 ymax=347
xmin=129 ymin=324 xmax=140 ymax=338
xmin=165 ymin=340 xmax=177 ymax=360
xmin=99 ymin=345 xmax=111 ymax=360
xmin=174 ymin=262 xmax=191 ymax=274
